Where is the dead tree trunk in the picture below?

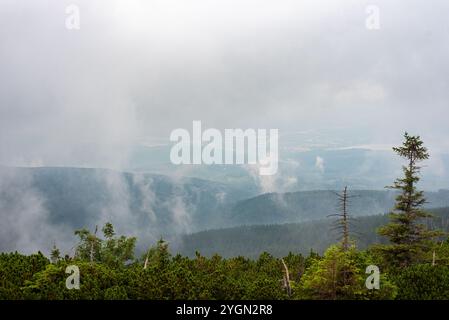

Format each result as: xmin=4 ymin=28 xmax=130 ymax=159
xmin=90 ymin=225 xmax=98 ymax=264
xmin=328 ymin=186 xmax=351 ymax=251
xmin=432 ymin=250 xmax=436 ymax=266
xmin=144 ymin=251 xmax=150 ymax=269
xmin=281 ymin=258 xmax=292 ymax=297
xmin=341 ymin=186 xmax=350 ymax=251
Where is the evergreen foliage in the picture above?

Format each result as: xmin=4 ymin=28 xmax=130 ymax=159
xmin=377 ymin=133 xmax=443 ymax=267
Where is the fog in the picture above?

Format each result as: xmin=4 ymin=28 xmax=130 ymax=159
xmin=1 ymin=0 xmax=449 ymax=168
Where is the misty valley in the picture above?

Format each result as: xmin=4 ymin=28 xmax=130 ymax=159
xmin=1 ymin=157 xmax=449 ymax=257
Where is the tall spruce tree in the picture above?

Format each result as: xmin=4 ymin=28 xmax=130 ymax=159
xmin=377 ymin=132 xmax=441 ymax=266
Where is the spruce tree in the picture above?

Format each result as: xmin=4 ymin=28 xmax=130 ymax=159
xmin=377 ymin=132 xmax=441 ymax=266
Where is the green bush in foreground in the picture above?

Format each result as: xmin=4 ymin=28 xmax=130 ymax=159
xmin=0 ymin=252 xmax=49 ymax=300
xmin=392 ymin=264 xmax=449 ymax=300
xmin=2 ymin=241 xmax=448 ymax=300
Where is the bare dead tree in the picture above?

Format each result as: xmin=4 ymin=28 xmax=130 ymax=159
xmin=340 ymin=187 xmax=350 ymax=250
xmin=90 ymin=225 xmax=98 ymax=264
xmin=144 ymin=251 xmax=150 ymax=269
xmin=328 ymin=186 xmax=354 ymax=251
xmin=281 ymin=258 xmax=292 ymax=297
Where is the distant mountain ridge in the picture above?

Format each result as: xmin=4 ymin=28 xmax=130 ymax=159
xmin=0 ymin=166 xmax=254 ymax=253
xmin=0 ymin=166 xmax=448 ymax=254
xmin=225 ymin=189 xmax=449 ymax=226
xmin=177 ymin=207 xmax=449 ymax=258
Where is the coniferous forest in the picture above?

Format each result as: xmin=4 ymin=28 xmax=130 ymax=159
xmin=2 ymin=133 xmax=449 ymax=300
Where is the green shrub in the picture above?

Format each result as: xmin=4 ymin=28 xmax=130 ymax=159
xmin=393 ymin=264 xmax=449 ymax=300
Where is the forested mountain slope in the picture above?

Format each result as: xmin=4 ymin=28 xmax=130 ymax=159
xmin=178 ymin=207 xmax=449 ymax=258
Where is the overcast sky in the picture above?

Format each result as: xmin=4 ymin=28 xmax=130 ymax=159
xmin=1 ymin=0 xmax=449 ymax=169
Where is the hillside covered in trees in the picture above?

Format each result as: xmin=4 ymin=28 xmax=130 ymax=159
xmin=2 ymin=165 xmax=449 ymax=256
xmin=178 ymin=207 xmax=449 ymax=258
xmin=226 ymin=190 xmax=449 ymax=226
xmin=2 ymin=133 xmax=449 ymax=300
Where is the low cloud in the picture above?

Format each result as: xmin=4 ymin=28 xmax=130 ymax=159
xmin=0 ymin=168 xmax=74 ymax=255
xmin=315 ymin=156 xmax=325 ymax=173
